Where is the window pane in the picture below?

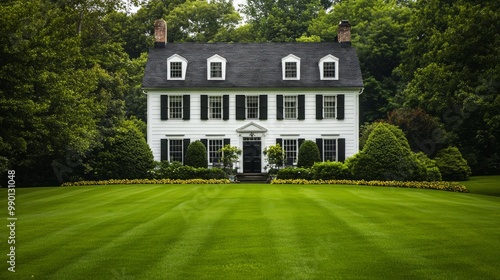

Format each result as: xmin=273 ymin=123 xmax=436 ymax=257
xmin=210 ymin=62 xmax=222 ymax=78
xmin=169 ymin=140 xmax=183 ymax=163
xmin=283 ymin=139 xmax=298 ymax=164
xmin=246 ymin=96 xmax=259 ymax=119
xmin=170 ymin=62 xmax=182 ymax=78
xmin=169 ymin=96 xmax=183 ymax=119
xmin=209 ymin=139 xmax=223 ymax=164
xmin=324 ymin=96 xmax=336 ymax=119
xmin=284 ymin=96 xmax=297 ymax=119
xmin=285 ymin=62 xmax=297 ymax=78
xmin=323 ymin=62 xmax=336 ymax=78
xmin=324 ymin=139 xmax=337 ymax=161
xmin=209 ymin=96 xmax=222 ymax=119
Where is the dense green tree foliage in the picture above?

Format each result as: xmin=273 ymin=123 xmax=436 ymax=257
xmin=434 ymin=147 xmax=472 ymax=181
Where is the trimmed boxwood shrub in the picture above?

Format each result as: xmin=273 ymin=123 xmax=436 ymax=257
xmin=185 ymin=140 xmax=208 ymax=168
xmin=297 ymin=140 xmax=321 ymax=168
xmin=434 ymin=146 xmax=472 ymax=181
xmin=277 ymin=167 xmax=312 ymax=180
xmin=311 ymin=161 xmax=351 ymax=180
xmin=151 ymin=161 xmax=225 ymax=180
xmin=348 ymin=123 xmax=420 ymax=181
xmin=414 ymin=152 xmax=442 ymax=181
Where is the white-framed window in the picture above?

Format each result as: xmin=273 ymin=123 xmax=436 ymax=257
xmin=169 ymin=96 xmax=183 ymax=119
xmin=282 ymin=54 xmax=301 ymax=80
xmin=323 ymin=139 xmax=338 ymax=161
xmin=284 ymin=96 xmax=297 ymax=119
xmin=246 ymin=96 xmax=259 ymax=119
xmin=319 ymin=54 xmax=339 ymax=80
xmin=167 ymin=54 xmax=188 ymax=80
xmin=209 ymin=96 xmax=222 ymax=119
xmin=283 ymin=139 xmax=298 ymax=164
xmin=169 ymin=139 xmax=184 ymax=163
xmin=208 ymin=139 xmax=223 ymax=164
xmin=323 ymin=95 xmax=336 ymax=119
xmin=207 ymin=54 xmax=227 ymax=80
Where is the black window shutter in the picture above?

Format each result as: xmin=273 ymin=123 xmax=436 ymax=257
xmin=224 ymin=138 xmax=230 ymax=146
xmin=236 ymin=95 xmax=246 ymax=120
xmin=201 ymin=95 xmax=208 ymax=120
xmin=277 ymin=95 xmax=284 ymax=120
xmin=223 ymin=95 xmax=230 ymax=120
xmin=161 ymin=95 xmax=168 ymax=120
xmin=338 ymin=138 xmax=346 ymax=162
xmin=259 ymin=95 xmax=268 ymax=120
xmin=276 ymin=138 xmax=283 ymax=147
xmin=298 ymin=95 xmax=305 ymax=120
xmin=316 ymin=95 xmax=323 ymax=120
xmin=183 ymin=95 xmax=190 ymax=120
xmin=337 ymin=95 xmax=345 ymax=120
xmin=298 ymin=138 xmax=305 ymax=149
xmin=161 ymin=139 xmax=168 ymax=161
xmin=316 ymin=138 xmax=323 ymax=161
xmin=183 ymin=139 xmax=190 ymax=164
xmin=201 ymin=139 xmax=208 ymax=151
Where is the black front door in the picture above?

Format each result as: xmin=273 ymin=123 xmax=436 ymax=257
xmin=243 ymin=137 xmax=261 ymax=173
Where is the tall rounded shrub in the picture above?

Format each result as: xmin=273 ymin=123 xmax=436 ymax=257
xmin=349 ymin=123 xmax=419 ymax=181
xmin=297 ymin=140 xmax=320 ymax=168
xmin=184 ymin=140 xmax=208 ymax=168
xmin=434 ymin=146 xmax=471 ymax=181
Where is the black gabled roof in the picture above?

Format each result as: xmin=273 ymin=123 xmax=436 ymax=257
xmin=142 ymin=42 xmax=363 ymax=89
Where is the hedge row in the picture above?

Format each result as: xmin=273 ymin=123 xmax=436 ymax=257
xmin=62 ymin=178 xmax=230 ymax=186
xmin=271 ymin=179 xmax=468 ymax=193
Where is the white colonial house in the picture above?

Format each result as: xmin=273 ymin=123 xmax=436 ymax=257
xmin=143 ymin=20 xmax=363 ymax=174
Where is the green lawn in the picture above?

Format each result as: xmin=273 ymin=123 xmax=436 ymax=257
xmin=2 ymin=178 xmax=500 ymax=279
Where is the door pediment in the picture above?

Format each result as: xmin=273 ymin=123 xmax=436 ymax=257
xmin=236 ymin=122 xmax=268 ymax=133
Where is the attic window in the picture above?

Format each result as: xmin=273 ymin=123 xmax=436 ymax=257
xmin=167 ymin=54 xmax=188 ymax=80
xmin=319 ymin=55 xmax=339 ymax=80
xmin=207 ymin=54 xmax=227 ymax=80
xmin=282 ymin=54 xmax=301 ymax=80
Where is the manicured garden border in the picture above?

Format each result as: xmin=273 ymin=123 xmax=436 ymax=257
xmin=271 ymin=179 xmax=468 ymax=192
xmin=62 ymin=178 xmax=230 ymax=186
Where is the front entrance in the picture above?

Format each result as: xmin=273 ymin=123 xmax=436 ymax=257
xmin=243 ymin=137 xmax=262 ymax=173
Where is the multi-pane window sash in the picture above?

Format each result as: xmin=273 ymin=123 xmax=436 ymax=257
xmin=246 ymin=96 xmax=259 ymax=119
xmin=324 ymin=96 xmax=336 ymax=119
xmin=170 ymin=62 xmax=182 ymax=78
xmin=285 ymin=62 xmax=297 ymax=78
xmin=284 ymin=96 xmax=297 ymax=119
xmin=210 ymin=62 xmax=222 ymax=78
xmin=169 ymin=140 xmax=183 ymax=163
xmin=209 ymin=139 xmax=223 ymax=164
xmin=283 ymin=139 xmax=298 ymax=164
xmin=323 ymin=62 xmax=336 ymax=78
xmin=209 ymin=96 xmax=222 ymax=119
xmin=169 ymin=96 xmax=183 ymax=119
xmin=323 ymin=139 xmax=337 ymax=161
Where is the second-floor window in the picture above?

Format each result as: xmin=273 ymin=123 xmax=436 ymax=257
xmin=323 ymin=96 xmax=336 ymax=119
xmin=169 ymin=96 xmax=183 ymax=119
xmin=207 ymin=54 xmax=226 ymax=80
xmin=209 ymin=96 xmax=222 ymax=119
xmin=246 ymin=96 xmax=259 ymax=119
xmin=284 ymin=96 xmax=297 ymax=119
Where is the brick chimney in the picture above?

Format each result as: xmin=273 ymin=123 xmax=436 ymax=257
xmin=338 ymin=20 xmax=351 ymax=47
xmin=154 ymin=19 xmax=167 ymax=48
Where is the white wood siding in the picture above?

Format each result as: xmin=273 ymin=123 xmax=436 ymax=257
xmin=147 ymin=90 xmax=361 ymax=171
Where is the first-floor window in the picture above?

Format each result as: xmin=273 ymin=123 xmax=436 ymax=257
xmin=323 ymin=139 xmax=337 ymax=161
xmin=283 ymin=139 xmax=298 ymax=165
xmin=208 ymin=139 xmax=223 ymax=164
xmin=209 ymin=96 xmax=222 ymax=119
xmin=169 ymin=139 xmax=184 ymax=163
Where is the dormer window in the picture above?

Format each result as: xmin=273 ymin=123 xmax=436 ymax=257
xmin=282 ymin=54 xmax=301 ymax=80
xmin=167 ymin=54 xmax=188 ymax=80
xmin=207 ymin=54 xmax=227 ymax=80
xmin=319 ymin=55 xmax=339 ymax=80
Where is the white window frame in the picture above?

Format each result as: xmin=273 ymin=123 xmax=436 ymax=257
xmin=207 ymin=54 xmax=227 ymax=80
xmin=283 ymin=139 xmax=299 ymax=165
xmin=323 ymin=95 xmax=336 ymax=119
xmin=168 ymin=139 xmax=184 ymax=163
xmin=282 ymin=54 xmax=301 ymax=80
xmin=246 ymin=95 xmax=259 ymax=119
xmin=167 ymin=54 xmax=188 ymax=80
xmin=169 ymin=95 xmax=183 ymax=119
xmin=319 ymin=54 xmax=339 ymax=80
xmin=208 ymin=139 xmax=224 ymax=164
xmin=284 ymin=95 xmax=297 ymax=119
xmin=209 ymin=96 xmax=222 ymax=119
xmin=323 ymin=138 xmax=338 ymax=162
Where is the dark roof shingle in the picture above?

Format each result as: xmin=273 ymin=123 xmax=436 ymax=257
xmin=142 ymin=42 xmax=363 ymax=89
